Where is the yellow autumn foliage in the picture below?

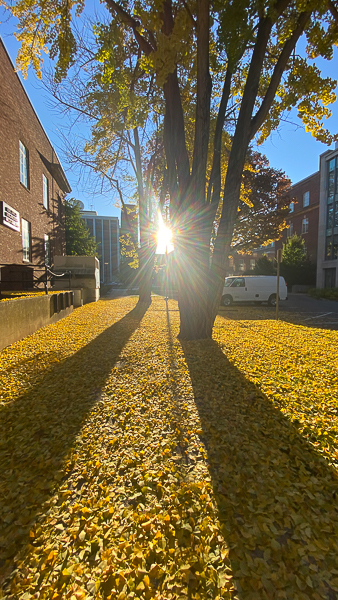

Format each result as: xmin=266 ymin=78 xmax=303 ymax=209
xmin=0 ymin=296 xmax=337 ymax=599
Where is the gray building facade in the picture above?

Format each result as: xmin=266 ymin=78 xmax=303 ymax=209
xmin=80 ymin=211 xmax=120 ymax=284
xmin=317 ymin=146 xmax=338 ymax=288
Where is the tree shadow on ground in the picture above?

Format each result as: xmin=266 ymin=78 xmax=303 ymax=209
xmin=0 ymin=303 xmax=147 ymax=581
xmin=164 ymin=302 xmax=192 ymax=464
xmin=180 ymin=338 xmax=338 ymax=600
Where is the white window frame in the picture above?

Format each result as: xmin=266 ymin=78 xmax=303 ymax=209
xmin=287 ymin=223 xmax=293 ymax=238
xmin=250 ymin=259 xmax=256 ymax=270
xmin=303 ymin=191 xmax=309 ymax=207
xmin=289 ymin=202 xmax=294 ymax=213
xmin=43 ymin=174 xmax=49 ymax=209
xmin=22 ymin=218 xmax=31 ymax=262
xmin=19 ymin=141 xmax=28 ymax=188
xmin=239 ymin=259 xmax=245 ymax=272
xmin=302 ymin=217 xmax=309 ymax=234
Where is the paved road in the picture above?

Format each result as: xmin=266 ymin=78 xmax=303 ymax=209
xmin=279 ymin=293 xmax=338 ymax=330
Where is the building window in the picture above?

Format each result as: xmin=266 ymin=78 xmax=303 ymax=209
xmin=326 ymin=237 xmax=332 ymax=260
xmin=324 ymin=268 xmax=336 ymax=288
xmin=325 ymin=234 xmax=338 ymax=260
xmin=44 ymin=234 xmax=50 ymax=265
xmin=327 ymin=204 xmax=334 ymax=230
xmin=328 ymin=158 xmax=335 ymax=202
xmin=43 ymin=175 xmax=49 ymax=209
xmin=250 ymin=259 xmax=256 ymax=270
xmin=326 ymin=157 xmax=338 ymax=261
xmin=334 ymin=235 xmax=338 ymax=260
xmin=302 ymin=217 xmax=309 ymax=234
xmin=289 ymin=202 xmax=294 ymax=213
xmin=57 ymin=194 xmax=62 ymax=220
xmin=19 ymin=141 xmax=29 ymax=188
xmin=22 ymin=219 xmax=31 ymax=262
xmin=287 ymin=223 xmax=293 ymax=237
xmin=228 ymin=256 xmax=234 ymax=268
xmin=303 ymin=191 xmax=309 ymax=207
xmin=239 ymin=259 xmax=245 ymax=271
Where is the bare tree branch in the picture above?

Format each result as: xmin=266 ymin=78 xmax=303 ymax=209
xmin=104 ymin=0 xmax=156 ymax=55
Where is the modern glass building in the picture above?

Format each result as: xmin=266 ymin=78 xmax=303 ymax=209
xmin=317 ymin=145 xmax=338 ymax=288
xmin=80 ymin=211 xmax=120 ymax=283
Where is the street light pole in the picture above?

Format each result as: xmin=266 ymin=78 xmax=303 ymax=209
xmin=276 ymin=248 xmax=282 ymax=320
xmin=165 ymin=245 xmax=168 ymax=302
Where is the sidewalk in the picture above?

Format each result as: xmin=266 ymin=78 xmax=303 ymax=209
xmin=0 ymin=296 xmax=338 ymax=599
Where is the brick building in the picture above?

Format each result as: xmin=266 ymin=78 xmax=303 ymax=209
xmin=227 ymin=243 xmax=276 ymax=276
xmin=227 ymin=172 xmax=320 ymax=277
xmin=275 ymin=171 xmax=320 ymax=261
xmin=0 ymin=38 xmax=70 ymax=289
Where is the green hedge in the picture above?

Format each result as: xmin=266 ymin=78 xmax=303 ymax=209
xmin=308 ymin=288 xmax=338 ymax=300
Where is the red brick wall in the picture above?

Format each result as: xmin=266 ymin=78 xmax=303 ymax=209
xmin=0 ymin=39 xmax=67 ymax=270
xmin=275 ymin=171 xmax=320 ymax=261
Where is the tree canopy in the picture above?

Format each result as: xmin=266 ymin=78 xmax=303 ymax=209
xmin=232 ymin=150 xmax=291 ymax=253
xmin=5 ymin=0 xmax=338 ymax=337
xmin=64 ymin=198 xmax=98 ymax=256
xmin=282 ymin=233 xmax=308 ymax=265
xmin=252 ymin=254 xmax=276 ymax=275
xmin=280 ymin=233 xmax=317 ymax=287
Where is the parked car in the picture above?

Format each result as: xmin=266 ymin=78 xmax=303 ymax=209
xmin=221 ymin=275 xmax=288 ymax=306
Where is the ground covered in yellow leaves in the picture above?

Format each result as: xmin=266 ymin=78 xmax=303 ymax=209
xmin=0 ymin=296 xmax=337 ymax=600
xmin=0 ymin=291 xmax=69 ymax=302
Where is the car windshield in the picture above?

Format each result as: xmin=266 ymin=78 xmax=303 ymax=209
xmin=224 ymin=278 xmax=234 ymax=287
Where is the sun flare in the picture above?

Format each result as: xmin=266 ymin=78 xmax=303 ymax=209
xmin=156 ymin=211 xmax=174 ymax=254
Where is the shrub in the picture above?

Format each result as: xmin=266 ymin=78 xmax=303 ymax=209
xmin=308 ymin=288 xmax=338 ymax=300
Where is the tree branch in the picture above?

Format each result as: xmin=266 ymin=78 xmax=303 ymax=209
xmin=182 ymin=0 xmax=196 ymax=28
xmin=249 ymin=10 xmax=311 ymax=139
xmin=104 ymin=0 xmax=156 ymax=55
xmin=328 ymin=0 xmax=338 ymax=23
xmin=191 ymin=0 xmax=211 ymax=205
xmin=206 ymin=67 xmax=232 ymax=227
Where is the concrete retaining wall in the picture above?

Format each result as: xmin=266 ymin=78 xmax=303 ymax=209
xmin=0 ymin=292 xmax=74 ymax=351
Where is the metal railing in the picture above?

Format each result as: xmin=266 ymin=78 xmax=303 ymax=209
xmin=0 ymin=263 xmax=72 ymax=298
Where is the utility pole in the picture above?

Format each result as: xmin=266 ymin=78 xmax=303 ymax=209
xmin=276 ymin=248 xmax=283 ymax=320
xmin=165 ymin=245 xmax=169 ymax=303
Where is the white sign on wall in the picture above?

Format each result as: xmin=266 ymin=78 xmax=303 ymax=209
xmin=2 ymin=202 xmax=20 ymax=232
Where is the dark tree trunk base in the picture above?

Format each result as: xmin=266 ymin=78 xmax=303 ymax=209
xmin=137 ymin=297 xmax=152 ymax=308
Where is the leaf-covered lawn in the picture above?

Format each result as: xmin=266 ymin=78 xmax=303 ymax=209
xmin=0 ymin=297 xmax=337 ymax=600
xmin=0 ymin=291 xmax=69 ymax=302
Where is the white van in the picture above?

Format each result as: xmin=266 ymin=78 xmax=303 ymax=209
xmin=221 ymin=275 xmax=287 ymax=306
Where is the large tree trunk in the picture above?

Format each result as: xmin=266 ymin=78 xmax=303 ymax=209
xmin=133 ymin=127 xmax=155 ymax=307
xmin=137 ymin=243 xmax=156 ymax=306
xmin=176 ymin=205 xmax=213 ymax=339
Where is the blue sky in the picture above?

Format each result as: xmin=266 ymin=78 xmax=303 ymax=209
xmin=1 ymin=7 xmax=338 ymax=218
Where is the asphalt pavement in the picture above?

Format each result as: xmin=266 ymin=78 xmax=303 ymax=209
xmin=281 ymin=293 xmax=338 ymax=328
